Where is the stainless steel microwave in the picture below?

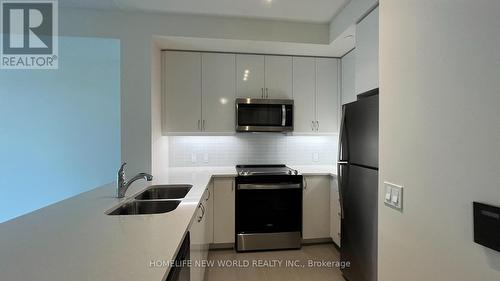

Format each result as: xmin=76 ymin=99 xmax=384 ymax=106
xmin=235 ymin=98 xmax=294 ymax=132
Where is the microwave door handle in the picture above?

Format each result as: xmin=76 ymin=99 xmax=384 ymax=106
xmin=282 ymin=105 xmax=286 ymax=126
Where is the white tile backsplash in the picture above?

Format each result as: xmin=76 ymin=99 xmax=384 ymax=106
xmin=168 ymin=134 xmax=338 ymax=167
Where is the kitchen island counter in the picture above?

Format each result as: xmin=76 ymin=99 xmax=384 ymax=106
xmin=0 ymin=165 xmax=336 ymax=281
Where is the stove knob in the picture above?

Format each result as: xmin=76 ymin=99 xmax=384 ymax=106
xmin=292 ymin=169 xmax=298 ymax=175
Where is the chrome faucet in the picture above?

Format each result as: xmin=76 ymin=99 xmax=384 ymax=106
xmin=117 ymin=163 xmax=153 ymax=198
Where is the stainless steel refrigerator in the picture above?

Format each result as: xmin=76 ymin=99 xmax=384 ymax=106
xmin=338 ymin=89 xmax=378 ymax=281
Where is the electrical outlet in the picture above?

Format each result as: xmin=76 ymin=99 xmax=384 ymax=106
xmin=312 ymin=152 xmax=319 ymax=162
xmin=191 ymin=153 xmax=197 ymax=164
xmin=203 ymin=153 xmax=209 ymax=163
xmin=384 ymin=182 xmax=403 ymax=211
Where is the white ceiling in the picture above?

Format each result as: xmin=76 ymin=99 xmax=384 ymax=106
xmin=60 ymin=0 xmax=351 ymax=23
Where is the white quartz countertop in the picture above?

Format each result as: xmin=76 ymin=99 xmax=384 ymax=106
xmin=0 ymin=165 xmax=335 ymax=281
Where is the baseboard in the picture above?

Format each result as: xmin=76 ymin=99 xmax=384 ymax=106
xmin=210 ymin=238 xmax=336 ymax=251
xmin=209 ymin=243 xmax=234 ymax=250
xmin=301 ymin=237 xmax=333 ymax=245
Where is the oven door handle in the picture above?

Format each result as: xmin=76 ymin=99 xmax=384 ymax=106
xmin=237 ymin=183 xmax=302 ymax=190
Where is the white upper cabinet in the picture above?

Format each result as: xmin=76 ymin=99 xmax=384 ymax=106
xmin=293 ymin=57 xmax=316 ymax=132
xmin=202 ymin=53 xmax=236 ymax=132
xmin=293 ymin=57 xmax=339 ymax=133
xmin=164 ymin=51 xmax=202 ymax=133
xmin=341 ymin=50 xmax=356 ymax=105
xmin=236 ymin=54 xmax=265 ymax=98
xmin=264 ymin=55 xmax=293 ymax=99
xmin=355 ymin=7 xmax=379 ymax=95
xmin=163 ymin=51 xmax=339 ymax=134
xmin=316 ymin=58 xmax=339 ymax=133
xmin=236 ymin=54 xmax=292 ymax=99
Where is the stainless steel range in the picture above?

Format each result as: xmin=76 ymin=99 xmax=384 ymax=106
xmin=235 ymin=164 xmax=303 ymax=252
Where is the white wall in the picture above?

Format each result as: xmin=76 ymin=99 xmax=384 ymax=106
xmin=168 ymin=135 xmax=337 ymax=167
xmin=379 ymin=1 xmax=500 ymax=280
xmin=59 ymin=7 xmax=329 ymax=175
xmin=0 ymin=37 xmax=120 ymax=222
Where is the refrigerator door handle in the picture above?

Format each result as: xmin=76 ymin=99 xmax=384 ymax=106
xmin=337 ymin=106 xmax=348 ymax=220
xmin=338 ymin=105 xmax=347 ymax=162
xmin=337 ymin=162 xmax=348 ymax=219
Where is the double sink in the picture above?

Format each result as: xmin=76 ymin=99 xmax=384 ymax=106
xmin=108 ymin=185 xmax=192 ymax=216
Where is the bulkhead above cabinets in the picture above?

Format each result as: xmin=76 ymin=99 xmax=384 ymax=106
xmin=162 ymin=50 xmax=340 ymax=135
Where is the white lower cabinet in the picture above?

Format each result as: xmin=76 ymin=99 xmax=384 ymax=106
xmin=303 ymin=175 xmax=331 ymax=239
xmin=204 ymin=182 xmax=214 ymax=246
xmin=213 ymin=177 xmax=235 ymax=244
xmin=330 ymin=177 xmax=341 ymax=246
xmin=189 ymin=197 xmax=206 ymax=281
xmin=189 ymin=187 xmax=212 ymax=281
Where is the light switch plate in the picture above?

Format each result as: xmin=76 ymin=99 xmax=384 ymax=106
xmin=385 ymin=185 xmax=392 ymax=201
xmin=384 ymin=182 xmax=403 ymax=211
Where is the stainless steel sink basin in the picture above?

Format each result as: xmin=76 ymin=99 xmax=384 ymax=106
xmin=135 ymin=185 xmax=192 ymax=200
xmin=107 ymin=200 xmax=181 ymax=215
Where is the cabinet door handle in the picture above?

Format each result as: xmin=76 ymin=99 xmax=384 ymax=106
xmin=205 ymin=187 xmax=211 ymax=201
xmin=231 ymin=180 xmax=234 ymax=191
xmin=198 ymin=203 xmax=205 ymax=222
xmin=311 ymin=121 xmax=315 ymax=131
xmin=261 ymin=88 xmax=264 ymax=98
xmin=266 ymin=88 xmax=269 ymax=99
xmin=316 ymin=121 xmax=320 ymax=131
xmin=202 ymin=120 xmax=206 ymax=131
xmin=197 ymin=120 xmax=201 ymax=130
xmin=303 ymin=177 xmax=308 ymax=190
